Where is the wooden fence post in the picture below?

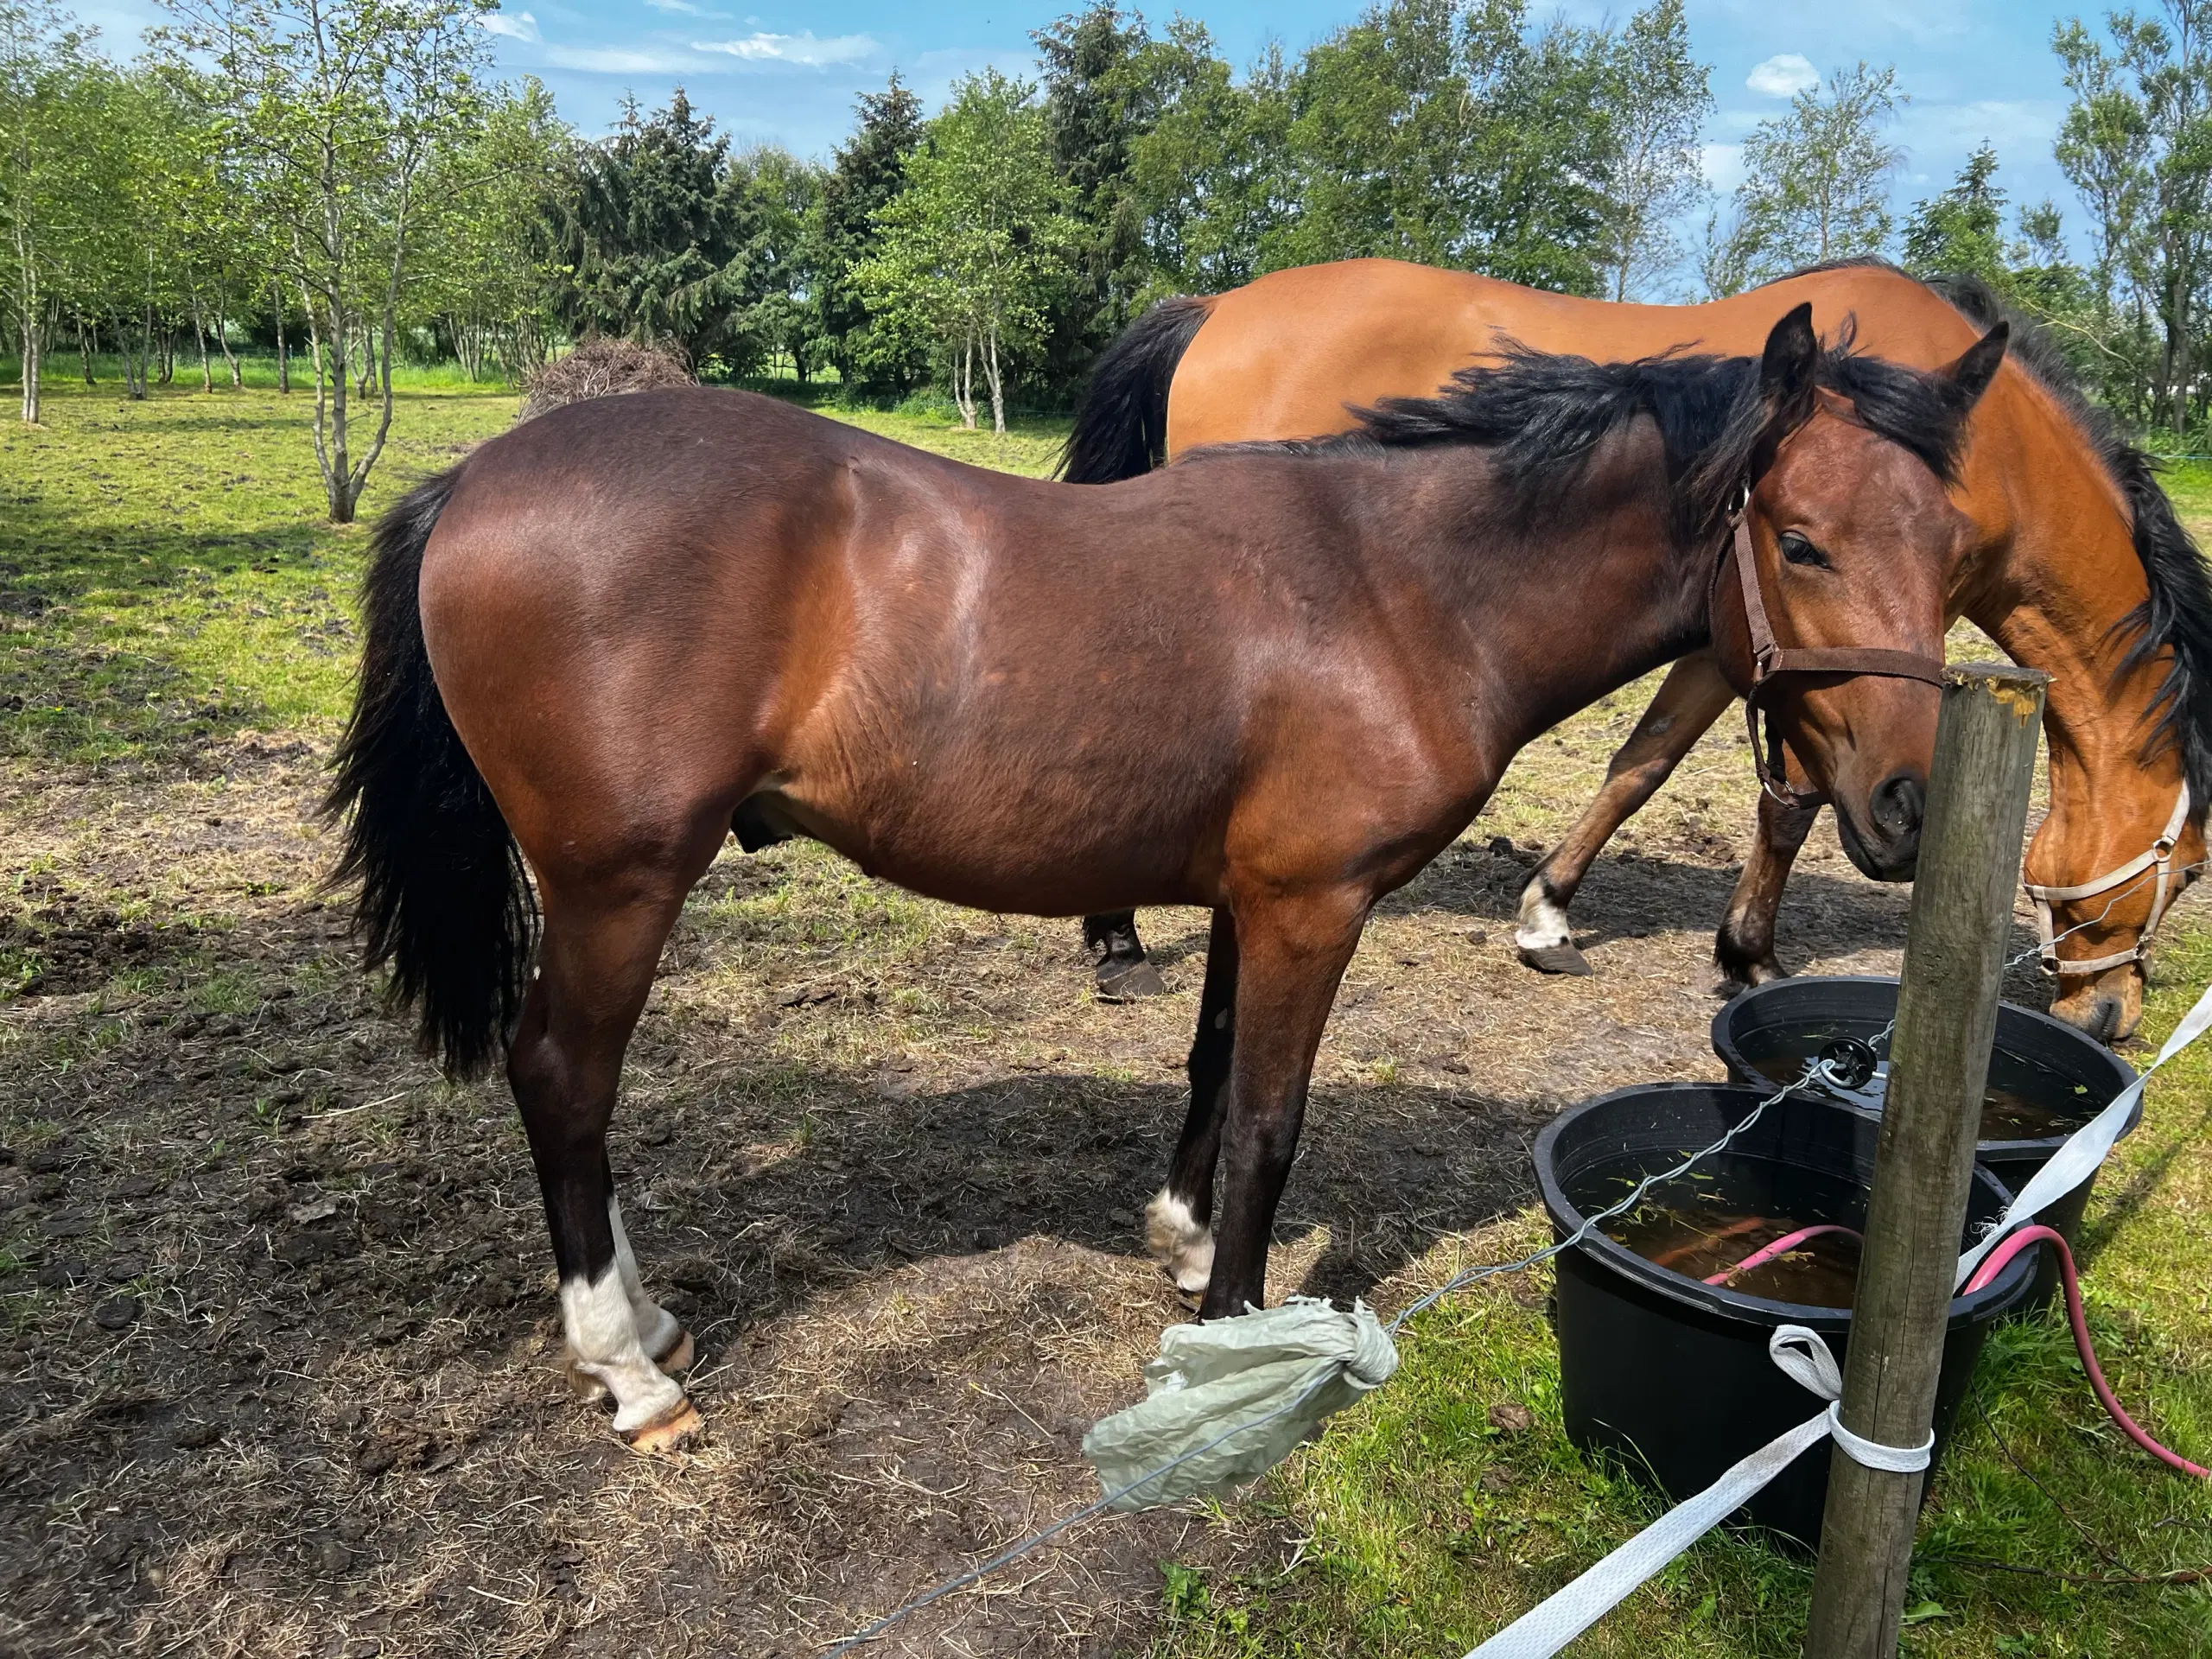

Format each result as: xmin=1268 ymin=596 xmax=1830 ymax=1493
xmin=1802 ymin=663 xmax=2049 ymax=1659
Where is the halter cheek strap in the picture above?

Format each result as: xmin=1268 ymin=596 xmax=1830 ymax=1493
xmin=2024 ymin=783 xmax=2192 ymax=976
xmin=1714 ymin=513 xmax=1951 ymax=810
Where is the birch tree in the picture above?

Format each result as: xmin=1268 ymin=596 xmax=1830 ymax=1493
xmin=0 ymin=0 xmax=98 ymax=421
xmin=158 ymin=0 xmax=493 ymax=520
xmin=855 ymin=70 xmax=1077 ymax=431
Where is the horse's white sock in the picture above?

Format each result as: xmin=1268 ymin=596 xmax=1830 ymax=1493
xmin=607 ymin=1194 xmax=682 ymax=1361
xmin=559 ymin=1266 xmax=684 ymax=1433
xmin=1145 ymin=1187 xmax=1216 ymax=1295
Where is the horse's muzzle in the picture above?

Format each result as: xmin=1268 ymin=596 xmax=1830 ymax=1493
xmin=1839 ymin=771 xmax=1924 ymax=880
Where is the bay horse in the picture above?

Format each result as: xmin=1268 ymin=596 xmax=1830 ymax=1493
xmin=1065 ymin=260 xmax=2212 ymax=1041
xmin=328 ymin=309 xmax=2001 ymax=1446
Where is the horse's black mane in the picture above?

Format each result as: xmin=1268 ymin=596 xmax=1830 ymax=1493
xmin=1770 ymin=258 xmax=2212 ymax=808
xmin=1262 ymin=334 xmax=1982 ymax=549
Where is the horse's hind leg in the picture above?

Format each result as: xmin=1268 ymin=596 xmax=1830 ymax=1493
xmin=1084 ymin=910 xmax=1166 ymax=998
xmin=507 ymin=876 xmax=702 ymax=1446
xmin=1516 ymin=652 xmax=1734 ymax=974
xmin=1715 ymin=784 xmax=1820 ymax=987
xmin=1146 ymin=907 xmax=1238 ymax=1294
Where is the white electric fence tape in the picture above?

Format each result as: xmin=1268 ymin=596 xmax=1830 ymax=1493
xmin=1467 ymin=979 xmax=2212 ymax=1659
xmin=1465 ymin=1325 xmax=1921 ymax=1659
xmin=1770 ymin=1324 xmax=1933 ymax=1473
xmin=1955 ymin=980 xmax=2212 ymax=1290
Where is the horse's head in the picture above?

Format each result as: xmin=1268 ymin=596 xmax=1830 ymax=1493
xmin=1709 ymin=304 xmax=2009 ymax=881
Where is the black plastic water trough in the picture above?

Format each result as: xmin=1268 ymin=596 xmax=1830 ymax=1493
xmin=1711 ymin=976 xmax=2138 ymax=1305
xmin=1535 ymin=1084 xmax=2038 ymax=1546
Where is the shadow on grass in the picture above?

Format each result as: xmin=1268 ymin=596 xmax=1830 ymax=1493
xmin=0 ymin=485 xmax=344 ymax=761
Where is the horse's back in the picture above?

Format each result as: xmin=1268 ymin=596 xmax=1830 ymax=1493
xmin=1168 ymin=259 xmax=1992 ymax=452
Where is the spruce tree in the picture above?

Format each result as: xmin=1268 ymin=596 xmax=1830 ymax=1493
xmin=804 ymin=72 xmax=926 ymax=395
xmin=558 ymin=89 xmax=745 ymax=365
xmin=1033 ymin=3 xmax=1158 ymax=397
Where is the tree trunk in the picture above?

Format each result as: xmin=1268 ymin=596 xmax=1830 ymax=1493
xmin=194 ymin=302 xmax=213 ymax=392
xmin=274 ymin=279 xmax=290 ymax=393
xmin=984 ymin=327 xmax=1006 ymax=435
xmin=216 ymin=296 xmax=241 ymax=387
xmin=327 ymin=305 xmax=355 ymax=522
xmin=955 ymin=332 xmax=977 ymax=429
xmin=12 ymin=174 xmax=37 ymax=423
xmin=20 ymin=315 xmax=40 ymax=425
xmin=79 ymin=318 xmax=93 ymax=385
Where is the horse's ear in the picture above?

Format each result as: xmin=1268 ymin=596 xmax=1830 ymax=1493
xmin=1944 ymin=321 xmax=2010 ymax=410
xmin=1759 ymin=302 xmax=1821 ymax=429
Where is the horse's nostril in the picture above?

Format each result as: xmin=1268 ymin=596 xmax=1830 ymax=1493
xmin=2088 ymin=996 xmax=2122 ymax=1044
xmin=1872 ymin=772 xmax=1925 ymax=839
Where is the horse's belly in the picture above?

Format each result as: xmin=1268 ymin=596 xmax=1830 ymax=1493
xmin=745 ymin=756 xmax=1223 ymax=918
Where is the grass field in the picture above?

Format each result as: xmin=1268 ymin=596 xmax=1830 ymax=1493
xmin=1 ymin=377 xmax=2209 ymax=1656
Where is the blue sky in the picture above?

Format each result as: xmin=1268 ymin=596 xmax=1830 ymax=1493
xmin=83 ymin=0 xmax=2101 ymax=259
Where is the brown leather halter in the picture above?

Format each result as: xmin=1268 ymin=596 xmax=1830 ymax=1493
xmin=1713 ymin=506 xmax=1950 ymax=809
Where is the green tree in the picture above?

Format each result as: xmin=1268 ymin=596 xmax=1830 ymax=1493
xmin=1709 ymin=60 xmax=1903 ymax=293
xmin=423 ymin=78 xmax=570 ymax=382
xmin=803 ymin=73 xmax=925 ymax=396
xmin=2051 ymin=3 xmax=2212 ymax=426
xmin=158 ymin=0 xmax=493 ymax=520
xmin=1595 ymin=0 xmax=1711 ymax=301
xmin=1249 ymin=0 xmax=1654 ymax=296
xmin=1033 ymin=3 xmax=1162 ymax=391
xmin=556 ymin=89 xmax=744 ymax=365
xmin=855 ymin=68 xmax=1078 ymax=431
xmin=1904 ymin=142 xmax=2009 ymax=282
xmin=0 ymin=0 xmax=102 ymax=421
xmin=1126 ymin=24 xmax=1292 ymax=298
xmin=722 ymin=144 xmax=823 ymax=380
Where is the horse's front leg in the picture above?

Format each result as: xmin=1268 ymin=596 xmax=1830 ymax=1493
xmin=507 ymin=878 xmax=701 ymax=1448
xmin=1714 ymin=784 xmax=1821 ymax=986
xmin=1517 ymin=652 xmax=1735 ymax=975
xmin=1145 ymin=907 xmax=1239 ymax=1294
xmin=1199 ymin=892 xmax=1369 ymax=1321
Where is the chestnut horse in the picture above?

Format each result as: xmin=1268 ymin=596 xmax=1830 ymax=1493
xmin=1065 ymin=260 xmax=2212 ymax=1040
xmin=329 ymin=313 xmax=2000 ymax=1444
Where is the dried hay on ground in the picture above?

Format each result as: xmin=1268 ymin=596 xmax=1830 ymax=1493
xmin=519 ymin=339 xmax=697 ymax=422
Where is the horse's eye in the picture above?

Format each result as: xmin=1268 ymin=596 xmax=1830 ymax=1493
xmin=1779 ymin=532 xmax=1830 ymax=569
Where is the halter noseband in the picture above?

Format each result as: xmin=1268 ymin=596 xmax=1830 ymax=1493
xmin=2023 ymin=782 xmax=2192 ymax=976
xmin=1711 ymin=502 xmax=1950 ymax=810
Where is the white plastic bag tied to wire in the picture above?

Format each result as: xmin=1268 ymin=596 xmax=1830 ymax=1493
xmin=1079 ymin=1045 xmax=1878 ymax=1516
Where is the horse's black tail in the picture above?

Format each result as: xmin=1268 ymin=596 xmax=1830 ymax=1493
xmin=1058 ymin=295 xmax=1212 ymax=483
xmin=323 ymin=468 xmax=537 ymax=1081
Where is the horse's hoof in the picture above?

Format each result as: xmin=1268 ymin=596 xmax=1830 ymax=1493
xmin=1519 ymin=943 xmax=1593 ymax=976
xmin=623 ymin=1397 xmax=704 ymax=1453
xmin=653 ymin=1328 xmax=696 ymax=1377
xmin=565 ymin=1359 xmax=610 ymax=1403
xmin=1096 ymin=959 xmax=1168 ymax=1000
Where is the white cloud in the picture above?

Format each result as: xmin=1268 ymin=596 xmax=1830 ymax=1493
xmin=645 ymin=0 xmax=731 ymax=16
xmin=480 ymin=8 xmax=541 ymax=41
xmin=1746 ymin=54 xmax=1819 ymax=99
xmin=690 ymin=29 xmax=874 ymax=67
xmin=543 ymin=42 xmax=704 ymax=73
xmin=1700 ymin=142 xmax=1745 ymax=194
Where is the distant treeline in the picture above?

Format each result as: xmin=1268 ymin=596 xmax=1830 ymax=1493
xmin=6 ymin=0 xmax=2210 ymax=509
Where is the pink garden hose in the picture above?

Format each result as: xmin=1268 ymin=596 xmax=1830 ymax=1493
xmin=1697 ymin=1222 xmax=2206 ymax=1478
